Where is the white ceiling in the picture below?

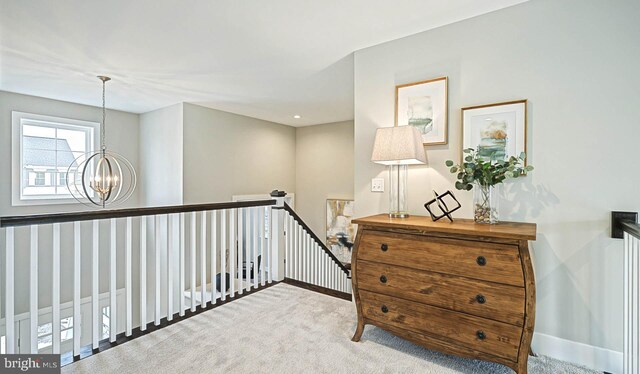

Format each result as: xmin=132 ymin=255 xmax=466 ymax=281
xmin=0 ymin=0 xmax=527 ymax=126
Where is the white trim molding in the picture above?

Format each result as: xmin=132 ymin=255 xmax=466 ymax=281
xmin=11 ymin=111 xmax=100 ymax=206
xmin=533 ymin=332 xmax=622 ymax=373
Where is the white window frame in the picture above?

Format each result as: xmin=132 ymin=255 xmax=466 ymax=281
xmin=11 ymin=111 xmax=100 ymax=206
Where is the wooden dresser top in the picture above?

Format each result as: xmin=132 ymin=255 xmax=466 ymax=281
xmin=352 ymin=214 xmax=536 ymax=241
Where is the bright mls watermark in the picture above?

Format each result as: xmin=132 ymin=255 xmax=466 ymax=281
xmin=1 ymin=355 xmax=60 ymax=373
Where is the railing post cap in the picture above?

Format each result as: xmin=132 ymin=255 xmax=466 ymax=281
xmin=270 ymin=190 xmax=287 ymax=198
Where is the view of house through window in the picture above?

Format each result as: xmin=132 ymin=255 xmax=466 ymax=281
xmin=37 ymin=316 xmax=74 ymax=351
xmin=13 ymin=112 xmax=99 ymax=203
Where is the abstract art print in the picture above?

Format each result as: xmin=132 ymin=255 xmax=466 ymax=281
xmin=326 ymin=199 xmax=356 ymax=264
xmin=395 ymin=76 xmax=448 ymax=145
xmin=462 ymin=100 xmax=527 ymax=165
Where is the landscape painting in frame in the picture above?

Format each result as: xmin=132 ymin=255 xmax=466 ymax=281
xmin=395 ymin=76 xmax=448 ymax=145
xmin=462 ymin=100 xmax=527 ymax=165
xmin=326 ymin=199 xmax=356 ymax=264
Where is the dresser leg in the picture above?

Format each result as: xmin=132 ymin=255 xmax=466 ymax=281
xmin=515 ymin=360 xmax=528 ymax=374
xmin=352 ymin=321 xmax=365 ymax=342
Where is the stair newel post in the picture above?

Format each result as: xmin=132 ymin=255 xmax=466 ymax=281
xmin=270 ymin=191 xmax=287 ymax=281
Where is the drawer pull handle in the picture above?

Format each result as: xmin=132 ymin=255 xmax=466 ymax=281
xmin=381 ymin=305 xmax=389 ymax=313
xmin=380 ymin=275 xmax=387 ymax=283
xmin=476 ymin=256 xmax=487 ymax=266
xmin=476 ymin=331 xmax=486 ymax=340
xmin=476 ymin=294 xmax=486 ymax=304
xmin=381 ymin=244 xmax=388 ymax=252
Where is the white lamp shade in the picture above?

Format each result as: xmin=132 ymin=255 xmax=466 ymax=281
xmin=371 ymin=126 xmax=427 ymax=165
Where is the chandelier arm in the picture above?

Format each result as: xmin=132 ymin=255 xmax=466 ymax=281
xmin=81 ymin=153 xmax=102 ymax=207
xmin=103 ymin=156 xmax=114 ymax=207
xmin=110 ymin=156 xmax=124 ymax=203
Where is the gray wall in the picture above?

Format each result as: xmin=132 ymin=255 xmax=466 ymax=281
xmin=295 ymin=121 xmax=354 ymax=238
xmin=354 ymin=0 xmax=640 ymax=357
xmin=139 ymin=103 xmax=184 ymax=206
xmin=182 ymin=103 xmax=296 ymax=203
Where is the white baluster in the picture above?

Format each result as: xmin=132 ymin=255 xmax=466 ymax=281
xmin=238 ymin=208 xmax=244 ymax=295
xmin=285 ymin=216 xmax=293 ymax=278
xmin=260 ymin=207 xmax=266 ymax=286
xmin=267 ymin=207 xmax=273 ymax=284
xmin=625 ymin=233 xmax=630 ymax=374
xmin=154 ymin=216 xmax=161 ymax=325
xmin=253 ymin=208 xmax=259 ymax=289
xmin=284 ymin=215 xmax=289 ymax=278
xmin=167 ymin=215 xmax=174 ymax=321
xmin=297 ymin=225 xmax=302 ymax=281
xmin=5 ymin=227 xmax=15 ymax=353
xmin=72 ymin=223 xmax=81 ymax=355
xmin=201 ymin=211 xmax=207 ymax=307
xmin=31 ymin=226 xmax=39 ymax=354
xmin=140 ymin=217 xmax=148 ymax=329
xmin=221 ymin=210 xmax=227 ymax=301
xmin=314 ymin=244 xmax=318 ymax=286
xmin=211 ymin=211 xmax=217 ymax=302
xmin=126 ymin=217 xmax=132 ymax=334
xmin=52 ymin=223 xmax=61 ymax=353
xmin=190 ymin=212 xmax=196 ymax=311
xmin=179 ymin=213 xmax=185 ymax=316
xmin=630 ymin=239 xmax=640 ymax=373
xmin=92 ymin=220 xmax=100 ymax=348
xmin=230 ymin=208 xmax=236 ymax=296
xmin=110 ymin=218 xmax=118 ymax=340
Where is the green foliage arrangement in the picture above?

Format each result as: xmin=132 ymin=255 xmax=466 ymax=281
xmin=445 ymin=148 xmax=534 ymax=191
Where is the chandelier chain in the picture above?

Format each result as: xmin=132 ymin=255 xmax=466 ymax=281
xmin=101 ymin=79 xmax=106 ymax=150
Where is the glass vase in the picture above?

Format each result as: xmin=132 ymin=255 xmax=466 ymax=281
xmin=473 ymin=183 xmax=499 ymax=224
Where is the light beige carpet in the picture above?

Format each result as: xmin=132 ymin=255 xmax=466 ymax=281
xmin=63 ymin=283 xmax=597 ymax=374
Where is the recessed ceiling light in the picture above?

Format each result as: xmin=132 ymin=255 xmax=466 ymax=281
xmin=293 ymin=115 xmax=301 ymax=119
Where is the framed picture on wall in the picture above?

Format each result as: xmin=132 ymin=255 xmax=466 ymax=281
xmin=326 ymin=199 xmax=356 ymax=264
xmin=395 ymin=76 xmax=448 ymax=145
xmin=461 ymin=99 xmax=528 ymax=165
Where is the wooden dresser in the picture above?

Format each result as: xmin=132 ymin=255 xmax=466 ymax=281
xmin=351 ymin=214 xmax=536 ymax=374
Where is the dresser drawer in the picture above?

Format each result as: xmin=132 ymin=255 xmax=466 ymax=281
xmin=357 ymin=230 xmax=524 ymax=286
xmin=357 ymin=260 xmax=525 ymax=326
xmin=360 ymin=290 xmax=522 ymax=361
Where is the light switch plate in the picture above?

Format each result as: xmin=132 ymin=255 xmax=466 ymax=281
xmin=371 ymin=178 xmax=384 ymax=192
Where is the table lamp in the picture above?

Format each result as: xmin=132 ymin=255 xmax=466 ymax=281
xmin=371 ymin=126 xmax=427 ymax=218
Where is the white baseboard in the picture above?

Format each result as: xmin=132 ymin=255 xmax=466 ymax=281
xmin=532 ymin=332 xmax=622 ymax=373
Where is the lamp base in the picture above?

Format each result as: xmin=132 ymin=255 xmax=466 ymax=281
xmin=389 ymin=212 xmax=410 ymax=219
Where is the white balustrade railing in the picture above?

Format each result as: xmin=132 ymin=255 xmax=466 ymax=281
xmin=0 ymin=196 xmax=351 ymax=361
xmin=0 ymin=200 xmax=277 ymax=358
xmin=283 ymin=204 xmax=351 ymax=295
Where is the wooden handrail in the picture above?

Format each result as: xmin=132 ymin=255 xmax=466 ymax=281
xmin=0 ymin=199 xmax=276 ymax=228
xmin=283 ymin=202 xmax=350 ymax=275
xmin=623 ymin=221 xmax=640 ymax=241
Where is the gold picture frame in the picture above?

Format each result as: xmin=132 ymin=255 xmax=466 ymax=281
xmin=395 ymin=76 xmax=448 ymax=145
xmin=461 ymin=99 xmax=528 ymax=165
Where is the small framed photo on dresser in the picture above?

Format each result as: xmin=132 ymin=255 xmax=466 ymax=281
xmin=395 ymin=76 xmax=448 ymax=145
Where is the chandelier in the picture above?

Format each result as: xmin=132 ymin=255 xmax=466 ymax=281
xmin=67 ymin=76 xmax=136 ymax=207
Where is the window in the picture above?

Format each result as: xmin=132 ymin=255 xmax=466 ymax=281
xmin=58 ymin=172 xmax=67 ymax=187
xmin=102 ymin=306 xmax=110 ymax=339
xmin=12 ymin=111 xmax=99 ymax=206
xmin=34 ymin=172 xmax=46 ymax=186
xmin=37 ymin=317 xmax=74 ymax=351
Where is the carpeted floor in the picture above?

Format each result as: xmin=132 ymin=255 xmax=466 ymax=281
xmin=63 ymin=283 xmax=598 ymax=374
